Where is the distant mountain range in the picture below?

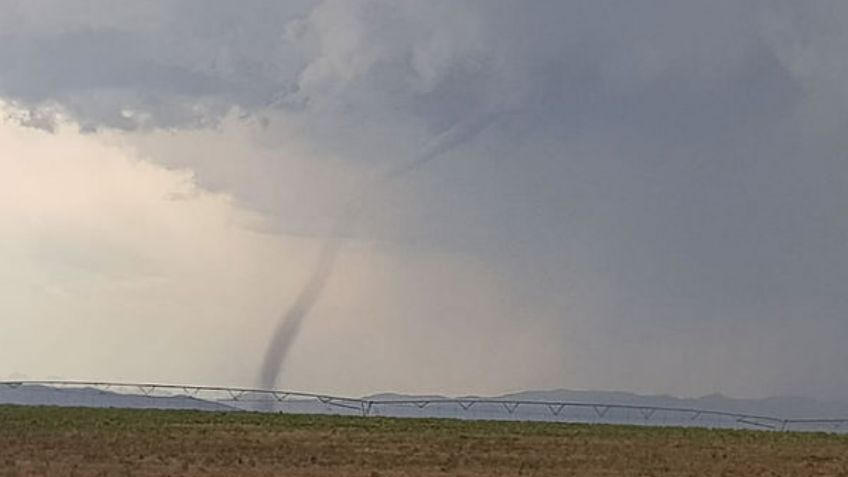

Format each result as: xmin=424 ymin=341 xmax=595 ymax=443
xmin=492 ymin=389 xmax=848 ymax=420
xmin=366 ymin=388 xmax=848 ymax=419
xmin=0 ymin=384 xmax=233 ymax=412
xmin=3 ymin=383 xmax=848 ymax=432
xmin=364 ymin=389 xmax=848 ymax=431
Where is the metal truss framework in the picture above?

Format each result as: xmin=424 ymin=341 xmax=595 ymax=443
xmin=2 ymin=380 xmax=847 ymax=433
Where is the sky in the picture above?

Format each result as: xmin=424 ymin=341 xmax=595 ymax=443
xmin=1 ymin=0 xmax=848 ymax=400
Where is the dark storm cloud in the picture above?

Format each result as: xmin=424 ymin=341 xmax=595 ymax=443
xmin=4 ymin=0 xmax=848 ymax=398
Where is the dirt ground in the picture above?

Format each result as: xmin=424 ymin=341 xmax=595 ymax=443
xmin=1 ymin=405 xmax=847 ymax=476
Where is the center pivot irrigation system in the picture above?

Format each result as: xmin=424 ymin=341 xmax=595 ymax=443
xmin=2 ymin=380 xmax=848 ymax=433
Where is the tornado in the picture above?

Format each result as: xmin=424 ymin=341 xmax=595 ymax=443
xmin=258 ymin=110 xmax=515 ymax=392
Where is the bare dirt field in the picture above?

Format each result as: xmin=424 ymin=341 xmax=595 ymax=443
xmin=1 ymin=405 xmax=847 ymax=476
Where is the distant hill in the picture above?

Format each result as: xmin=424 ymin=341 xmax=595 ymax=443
xmin=494 ymin=389 xmax=848 ymax=420
xmin=0 ymin=384 xmax=233 ymax=412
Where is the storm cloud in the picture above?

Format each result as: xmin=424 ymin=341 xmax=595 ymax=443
xmin=2 ymin=0 xmax=848 ymax=399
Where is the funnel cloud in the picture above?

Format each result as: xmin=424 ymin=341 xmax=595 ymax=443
xmin=258 ymin=111 xmax=513 ymax=391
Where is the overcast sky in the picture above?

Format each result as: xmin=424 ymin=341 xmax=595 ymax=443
xmin=2 ymin=0 xmax=847 ymax=400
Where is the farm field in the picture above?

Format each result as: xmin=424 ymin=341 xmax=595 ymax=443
xmin=1 ymin=405 xmax=847 ymax=476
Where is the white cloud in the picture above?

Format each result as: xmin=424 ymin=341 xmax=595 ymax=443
xmin=0 ymin=106 xmax=297 ymax=384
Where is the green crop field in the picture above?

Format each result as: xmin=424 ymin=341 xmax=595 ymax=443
xmin=1 ymin=405 xmax=846 ymax=476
